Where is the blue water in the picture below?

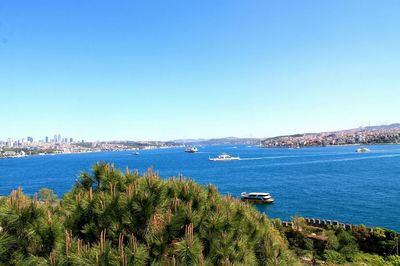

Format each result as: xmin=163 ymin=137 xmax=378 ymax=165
xmin=0 ymin=145 xmax=399 ymax=231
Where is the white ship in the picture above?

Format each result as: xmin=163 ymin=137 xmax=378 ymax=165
xmin=240 ymin=192 xmax=274 ymax=203
xmin=356 ymin=147 xmax=370 ymax=153
xmin=209 ymin=153 xmax=240 ymax=161
xmin=185 ymin=147 xmax=198 ymax=153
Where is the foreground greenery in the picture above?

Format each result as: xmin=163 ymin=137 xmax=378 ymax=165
xmin=0 ymin=163 xmax=300 ymax=265
xmin=1 ymin=163 xmax=398 ymax=265
xmin=274 ymin=217 xmax=400 ymax=265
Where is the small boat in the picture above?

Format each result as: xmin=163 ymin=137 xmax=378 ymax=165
xmin=240 ymin=192 xmax=274 ymax=203
xmin=185 ymin=147 xmax=198 ymax=153
xmin=289 ymin=145 xmax=300 ymax=149
xmin=209 ymin=153 xmax=240 ymax=161
xmin=132 ymin=151 xmax=140 ymax=155
xmin=356 ymin=147 xmax=370 ymax=153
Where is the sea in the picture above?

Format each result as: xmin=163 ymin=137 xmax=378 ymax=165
xmin=0 ymin=144 xmax=399 ymax=231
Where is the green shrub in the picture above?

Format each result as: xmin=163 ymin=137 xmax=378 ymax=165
xmin=324 ymin=249 xmax=346 ymax=264
xmin=351 ymin=252 xmax=389 ymax=265
xmin=387 ymin=255 xmax=400 ymax=266
xmin=325 ymin=230 xmax=339 ymax=250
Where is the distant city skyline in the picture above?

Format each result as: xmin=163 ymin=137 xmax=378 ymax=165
xmin=1 ymin=122 xmax=399 ymax=143
xmin=1 ymin=1 xmax=399 ymax=141
xmin=0 ymin=133 xmax=76 ymax=144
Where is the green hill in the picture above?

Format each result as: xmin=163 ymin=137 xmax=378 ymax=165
xmin=0 ymin=163 xmax=299 ymax=265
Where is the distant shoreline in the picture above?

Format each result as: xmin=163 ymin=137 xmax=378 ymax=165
xmin=0 ymin=145 xmax=183 ymax=160
xmin=261 ymin=142 xmax=400 ymax=148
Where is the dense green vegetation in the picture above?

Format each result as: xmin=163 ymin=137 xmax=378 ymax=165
xmin=0 ymin=163 xmax=398 ymax=265
xmin=274 ymin=217 xmax=400 ymax=265
xmin=0 ymin=163 xmax=299 ymax=265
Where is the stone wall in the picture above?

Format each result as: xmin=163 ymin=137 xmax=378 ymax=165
xmin=279 ymin=217 xmax=377 ymax=233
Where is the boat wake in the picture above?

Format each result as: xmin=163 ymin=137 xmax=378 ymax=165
xmin=269 ymin=154 xmax=400 ymax=167
xmin=240 ymin=156 xmax=293 ymax=160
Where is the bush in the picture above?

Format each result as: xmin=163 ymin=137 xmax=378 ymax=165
xmin=325 ymin=230 xmax=339 ymax=250
xmin=351 ymin=252 xmax=389 ymax=265
xmin=387 ymin=255 xmax=400 ymax=266
xmin=324 ymin=249 xmax=346 ymax=264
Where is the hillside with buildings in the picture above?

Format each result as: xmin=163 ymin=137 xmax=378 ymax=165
xmin=172 ymin=137 xmax=261 ymax=146
xmin=0 ymin=134 xmax=180 ymax=158
xmin=261 ymin=124 xmax=400 ymax=148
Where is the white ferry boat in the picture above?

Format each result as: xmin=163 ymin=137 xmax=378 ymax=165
xmin=240 ymin=192 xmax=274 ymax=203
xmin=185 ymin=147 xmax=198 ymax=153
xmin=356 ymin=147 xmax=370 ymax=153
xmin=209 ymin=153 xmax=240 ymax=161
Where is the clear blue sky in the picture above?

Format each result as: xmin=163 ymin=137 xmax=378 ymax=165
xmin=1 ymin=1 xmax=399 ymax=141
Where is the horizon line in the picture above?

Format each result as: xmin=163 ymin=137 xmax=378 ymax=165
xmin=1 ymin=122 xmax=399 ymax=143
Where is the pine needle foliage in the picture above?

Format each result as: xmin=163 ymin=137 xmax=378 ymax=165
xmin=0 ymin=162 xmax=300 ymax=265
